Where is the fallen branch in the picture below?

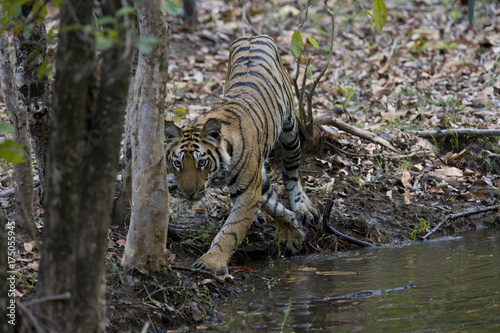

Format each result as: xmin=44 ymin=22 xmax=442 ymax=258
xmin=420 ymin=205 xmax=500 ymax=240
xmin=0 ymin=180 xmax=41 ymax=198
xmin=408 ymin=128 xmax=500 ymax=139
xmin=322 ymin=118 xmax=399 ymax=152
xmin=323 ymin=199 xmax=375 ymax=248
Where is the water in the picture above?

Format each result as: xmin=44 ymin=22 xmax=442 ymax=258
xmin=213 ymin=229 xmax=500 ymax=332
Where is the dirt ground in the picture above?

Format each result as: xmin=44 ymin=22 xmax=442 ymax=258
xmin=4 ymin=0 xmax=499 ymax=331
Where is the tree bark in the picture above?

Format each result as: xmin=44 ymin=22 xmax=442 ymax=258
xmin=15 ymin=0 xmax=51 ymax=202
xmin=111 ymin=55 xmax=136 ymax=227
xmin=122 ymin=0 xmax=170 ymax=271
xmin=0 ymin=210 xmax=15 ymax=333
xmin=34 ymin=1 xmax=132 ymax=331
xmin=0 ymin=24 xmax=37 ymax=240
xmin=183 ymin=0 xmax=198 ymax=24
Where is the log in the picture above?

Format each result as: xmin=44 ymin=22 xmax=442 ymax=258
xmin=420 ymin=205 xmax=500 ymax=240
xmin=408 ymin=128 xmax=500 ymax=139
xmin=321 ymin=117 xmax=399 ymax=152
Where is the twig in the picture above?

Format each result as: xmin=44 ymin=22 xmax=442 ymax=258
xmin=169 ymin=265 xmax=225 ymax=283
xmin=24 ymin=292 xmax=71 ymax=307
xmin=0 ymin=180 xmax=41 ymax=198
xmin=323 ymin=119 xmax=399 ymax=152
xmin=323 ymin=199 xmax=375 ymax=248
xmin=408 ymin=128 xmax=500 ymax=139
xmin=17 ymin=302 xmax=46 ymax=333
xmin=140 ymin=322 xmax=150 ymax=333
xmin=420 ymin=205 xmax=500 ymax=240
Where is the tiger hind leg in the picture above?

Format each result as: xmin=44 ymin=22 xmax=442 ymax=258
xmin=279 ymin=117 xmax=319 ymax=225
xmin=261 ymin=167 xmax=305 ymax=254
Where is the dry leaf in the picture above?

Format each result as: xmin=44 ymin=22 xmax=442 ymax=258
xmin=24 ymin=241 xmax=39 ymax=253
xmin=401 ymin=168 xmax=412 ymax=188
xmin=217 ymin=273 xmax=235 ymax=281
xmin=404 ymin=190 xmax=411 ymax=204
xmin=469 ymin=191 xmax=485 ymax=200
xmin=471 ymin=179 xmax=489 ymax=187
xmin=324 ymin=179 xmax=335 ymax=192
xmin=199 ymin=279 xmax=214 ymax=285
xmin=471 ymin=86 xmax=494 ymax=106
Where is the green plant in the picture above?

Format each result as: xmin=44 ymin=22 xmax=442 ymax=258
xmin=281 ymin=298 xmax=294 ymax=331
xmin=448 ymin=194 xmax=458 ymax=204
xmin=0 ymin=122 xmax=25 ymax=163
xmin=447 ymin=129 xmax=459 ymax=150
xmin=410 ymin=218 xmax=430 ymax=240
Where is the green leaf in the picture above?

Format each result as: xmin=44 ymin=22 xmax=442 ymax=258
xmin=0 ymin=123 xmax=14 ymax=135
xmin=165 ymin=0 xmax=179 ymax=16
xmin=306 ymin=66 xmax=313 ymax=78
xmin=95 ymin=16 xmax=115 ymax=27
xmin=307 ymin=36 xmax=319 ymax=49
xmin=172 ymin=115 xmax=182 ymax=124
xmin=361 ymin=10 xmax=374 ymax=19
xmin=95 ymin=33 xmax=114 ymax=51
xmin=116 ymin=6 xmax=136 ymax=17
xmin=373 ymin=0 xmax=387 ymax=32
xmin=290 ymin=30 xmax=304 ymax=62
xmin=136 ymin=36 xmax=160 ymax=52
xmin=344 ymin=87 xmax=358 ymax=106
xmin=173 ymin=108 xmax=186 ymax=116
xmin=337 ymin=84 xmax=346 ymax=96
xmin=468 ymin=0 xmax=475 ymax=25
xmin=0 ymin=140 xmax=25 ymax=163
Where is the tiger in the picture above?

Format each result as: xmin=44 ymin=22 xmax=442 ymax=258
xmin=165 ymin=35 xmax=318 ymax=274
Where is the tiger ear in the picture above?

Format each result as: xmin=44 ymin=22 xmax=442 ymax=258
xmin=202 ymin=118 xmax=222 ymax=143
xmin=164 ymin=121 xmax=182 ymax=141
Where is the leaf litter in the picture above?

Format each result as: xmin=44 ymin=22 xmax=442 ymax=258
xmin=3 ymin=0 xmax=500 ymax=331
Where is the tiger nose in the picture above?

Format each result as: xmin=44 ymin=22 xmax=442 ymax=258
xmin=183 ymin=190 xmax=196 ymax=198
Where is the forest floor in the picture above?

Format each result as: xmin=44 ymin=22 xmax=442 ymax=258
xmin=3 ymin=0 xmax=499 ymax=332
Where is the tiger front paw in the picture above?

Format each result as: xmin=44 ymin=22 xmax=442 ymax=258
xmin=192 ymin=254 xmax=229 ymax=275
xmin=275 ymin=221 xmax=305 ymax=254
xmin=295 ymin=207 xmax=319 ymax=227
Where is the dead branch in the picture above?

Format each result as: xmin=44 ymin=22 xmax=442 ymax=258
xmin=294 ymin=0 xmax=335 ymax=141
xmin=420 ymin=205 xmax=500 ymax=240
xmin=323 ymin=199 xmax=375 ymax=248
xmin=408 ymin=128 xmax=500 ymax=139
xmin=321 ymin=118 xmax=399 ymax=152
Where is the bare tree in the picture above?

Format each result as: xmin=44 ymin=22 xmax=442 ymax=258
xmin=33 ymin=0 xmax=133 ymax=331
xmin=121 ymin=0 xmax=170 ymax=271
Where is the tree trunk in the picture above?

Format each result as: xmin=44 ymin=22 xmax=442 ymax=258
xmin=111 ymin=57 xmax=136 ymax=227
xmin=0 ymin=210 xmax=15 ymax=333
xmin=0 ymin=24 xmax=37 ymax=240
xmin=15 ymin=1 xmax=51 ymax=202
xmin=122 ymin=0 xmax=170 ymax=271
xmin=183 ymin=0 xmax=198 ymax=24
xmin=34 ymin=0 xmax=132 ymax=331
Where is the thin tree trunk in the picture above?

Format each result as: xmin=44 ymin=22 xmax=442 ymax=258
xmin=0 ymin=209 xmax=15 ymax=333
xmin=34 ymin=0 xmax=132 ymax=331
xmin=122 ymin=0 xmax=170 ymax=271
xmin=15 ymin=1 xmax=51 ymax=202
xmin=183 ymin=0 xmax=198 ymax=24
xmin=111 ymin=57 xmax=136 ymax=227
xmin=0 ymin=25 xmax=37 ymax=240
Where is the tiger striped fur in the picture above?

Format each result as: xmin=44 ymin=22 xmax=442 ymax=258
xmin=165 ymin=35 xmax=318 ymax=274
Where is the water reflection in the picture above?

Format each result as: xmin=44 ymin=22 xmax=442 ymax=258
xmin=213 ymin=229 xmax=500 ymax=332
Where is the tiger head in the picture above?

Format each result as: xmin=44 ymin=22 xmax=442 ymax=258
xmin=164 ymin=118 xmax=230 ymax=201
